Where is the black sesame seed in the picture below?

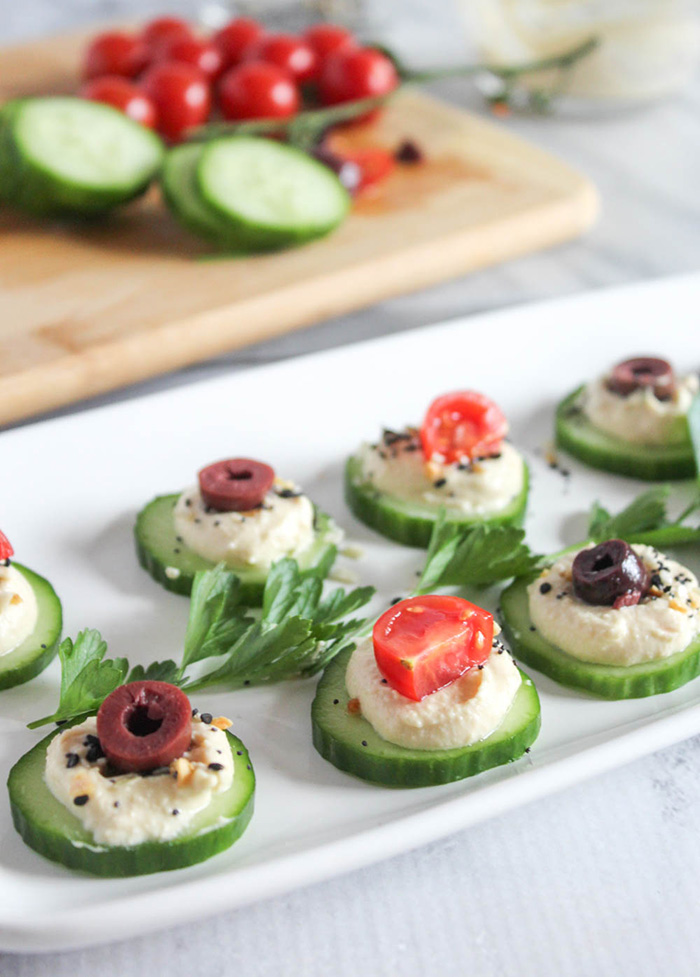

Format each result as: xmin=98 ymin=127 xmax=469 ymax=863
xmin=333 ymin=698 xmax=339 ymax=705
xmin=174 ymin=548 xmax=180 ymax=554
xmin=73 ymin=795 xmax=89 ymax=806
xmin=237 ymin=750 xmax=243 ymax=756
xmin=524 ymin=747 xmax=531 ymax=754
xmin=433 ymin=478 xmax=447 ymax=489
xmin=65 ymin=753 xmax=79 ymax=768
xmin=214 ymin=520 xmax=221 ymax=527
xmin=185 ymin=498 xmax=191 ymax=507
xmin=361 ymin=740 xmax=368 ymax=747
xmin=41 ymin=643 xmax=47 ymax=649
xmin=200 ymin=712 xmax=213 ymax=725
xmin=243 ymin=680 xmax=250 ymax=686
xmin=529 ymin=626 xmax=536 ymax=632
xmin=113 ymin=801 xmax=120 ymax=808
xmin=477 ymin=664 xmax=484 ymax=670
xmin=208 ymin=763 xmax=224 ymax=771
xmin=539 ymin=582 xmax=552 ymax=595
xmin=246 ymin=764 xmax=252 ymax=770
xmin=176 ymin=536 xmax=183 ymax=543
xmin=381 ymin=678 xmax=388 ymax=684
xmin=192 ymin=708 xmax=199 ymax=717
xmin=172 ymin=809 xmax=180 ymax=816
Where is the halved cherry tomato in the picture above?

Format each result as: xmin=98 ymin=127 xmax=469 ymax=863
xmin=141 ymin=17 xmax=194 ymax=59
xmin=304 ymin=24 xmax=355 ymax=64
xmin=420 ymin=391 xmax=508 ymax=464
xmin=218 ymin=62 xmax=299 ymax=120
xmin=318 ymin=46 xmax=399 ymax=106
xmin=82 ymin=31 xmax=148 ymax=81
xmin=0 ymin=531 xmax=14 ymax=562
xmin=214 ymin=17 xmax=265 ymax=68
xmin=80 ymin=76 xmax=158 ymax=128
xmin=373 ymin=595 xmax=493 ymax=701
xmin=343 ymin=147 xmax=395 ymax=191
xmin=142 ymin=61 xmax=210 ymax=142
xmin=243 ymin=33 xmax=317 ymax=84
xmin=157 ymin=36 xmax=225 ymax=81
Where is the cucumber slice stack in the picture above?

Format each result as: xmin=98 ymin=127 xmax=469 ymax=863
xmin=0 ymin=97 xmax=164 ymax=216
xmin=134 ymin=493 xmax=340 ymax=599
xmin=8 ymin=725 xmax=255 ymax=877
xmin=556 ymin=386 xmax=696 ymax=481
xmin=500 ymin=572 xmax=700 ymax=699
xmin=312 ymin=649 xmax=541 ymax=787
xmin=163 ymin=137 xmax=350 ymax=251
xmin=344 ymin=454 xmax=529 ymax=548
xmin=0 ymin=563 xmax=62 ymax=691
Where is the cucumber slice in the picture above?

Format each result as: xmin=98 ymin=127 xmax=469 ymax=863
xmin=161 ymin=143 xmax=245 ymax=250
xmin=8 ymin=725 xmax=255 ymax=877
xmin=500 ymin=573 xmax=700 ymax=699
xmin=344 ymin=454 xmax=529 ymax=548
xmin=311 ymin=649 xmax=540 ymax=787
xmin=556 ymin=386 xmax=696 ymax=481
xmin=134 ymin=493 xmax=340 ymax=599
xmin=197 ymin=136 xmax=350 ymax=251
xmin=0 ymin=563 xmax=62 ymax=691
xmin=0 ymin=97 xmax=164 ymax=216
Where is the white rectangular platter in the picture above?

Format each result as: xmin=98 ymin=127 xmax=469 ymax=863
xmin=1 ymin=272 xmax=699 ymax=953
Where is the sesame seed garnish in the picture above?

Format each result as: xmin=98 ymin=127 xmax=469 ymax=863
xmin=433 ymin=478 xmax=447 ymax=489
xmin=73 ymin=795 xmax=89 ymax=806
xmin=539 ymin=582 xmax=552 ymax=595
xmin=192 ymin=708 xmax=199 ymax=717
xmin=41 ymin=643 xmax=47 ymax=649
xmin=65 ymin=753 xmax=79 ymax=768
xmin=361 ymin=740 xmax=368 ymax=747
xmin=333 ymin=698 xmax=339 ymax=705
xmin=113 ymin=802 xmax=119 ymax=808
xmin=208 ymin=763 xmax=224 ymax=771
xmin=236 ymin=750 xmax=243 ymax=756
xmin=172 ymin=809 xmax=180 ymax=816
xmin=200 ymin=713 xmax=213 ymax=725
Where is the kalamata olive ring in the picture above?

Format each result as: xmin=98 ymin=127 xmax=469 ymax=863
xmin=607 ymin=357 xmax=676 ymax=401
xmin=97 ymin=681 xmax=193 ymax=773
xmin=572 ymin=539 xmax=651 ymax=608
xmin=198 ymin=458 xmax=275 ymax=512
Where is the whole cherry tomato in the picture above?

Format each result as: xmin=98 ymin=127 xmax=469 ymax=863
xmin=243 ymin=33 xmax=317 ymax=84
xmin=141 ymin=16 xmax=194 ymax=60
xmin=214 ymin=17 xmax=265 ymax=67
xmin=157 ymin=36 xmax=225 ymax=81
xmin=82 ymin=31 xmax=148 ymax=81
xmin=218 ymin=62 xmax=299 ymax=120
xmin=304 ymin=24 xmax=355 ymax=63
xmin=80 ymin=76 xmax=158 ymax=128
xmin=318 ymin=46 xmax=399 ymax=106
xmin=142 ymin=62 xmax=210 ymax=142
xmin=420 ymin=391 xmax=508 ymax=464
xmin=373 ymin=595 xmax=494 ymax=701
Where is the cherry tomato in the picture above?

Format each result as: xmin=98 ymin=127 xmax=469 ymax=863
xmin=82 ymin=31 xmax=148 ymax=81
xmin=158 ymin=36 xmax=225 ymax=81
xmin=142 ymin=62 xmax=210 ymax=142
xmin=214 ymin=17 xmax=265 ymax=67
xmin=141 ymin=16 xmax=194 ymax=59
xmin=420 ymin=391 xmax=508 ymax=464
xmin=304 ymin=24 xmax=355 ymax=63
xmin=243 ymin=33 xmax=316 ymax=84
xmin=373 ymin=595 xmax=494 ymax=701
xmin=0 ymin=530 xmax=14 ymax=562
xmin=218 ymin=62 xmax=299 ymax=121
xmin=318 ymin=46 xmax=399 ymax=106
xmin=343 ymin=147 xmax=395 ymax=190
xmin=80 ymin=76 xmax=158 ymax=128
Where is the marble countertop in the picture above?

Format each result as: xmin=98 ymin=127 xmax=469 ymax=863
xmin=2 ymin=3 xmax=700 ymax=975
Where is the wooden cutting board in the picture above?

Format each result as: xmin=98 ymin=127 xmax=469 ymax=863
xmin=0 ymin=28 xmax=599 ymax=427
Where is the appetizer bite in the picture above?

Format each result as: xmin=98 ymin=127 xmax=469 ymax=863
xmin=312 ymin=595 xmax=540 ymax=786
xmin=500 ymin=538 xmax=700 ymax=698
xmin=135 ymin=458 xmax=341 ymax=598
xmin=9 ymin=680 xmax=254 ymax=876
xmin=0 ymin=530 xmax=62 ymax=690
xmin=345 ymin=391 xmax=529 ymax=547
xmin=556 ymin=357 xmax=699 ymax=480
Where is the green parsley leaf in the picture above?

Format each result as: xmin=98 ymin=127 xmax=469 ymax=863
xmin=28 ymin=629 xmax=128 ymax=729
xmin=417 ymin=514 xmax=541 ymax=592
xmin=181 ymin=563 xmax=252 ymax=671
xmin=587 ymin=485 xmax=700 ymax=547
xmin=127 ymin=660 xmax=180 ymax=684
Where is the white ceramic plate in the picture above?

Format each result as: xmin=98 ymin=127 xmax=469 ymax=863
xmin=2 ymin=273 xmax=699 ymax=953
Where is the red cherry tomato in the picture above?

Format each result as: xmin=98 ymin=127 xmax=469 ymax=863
xmin=157 ymin=36 xmax=225 ymax=81
xmin=373 ymin=595 xmax=494 ymax=701
xmin=0 ymin=530 xmax=14 ymax=562
xmin=304 ymin=24 xmax=355 ymax=63
xmin=243 ymin=33 xmax=317 ymax=84
xmin=82 ymin=31 xmax=148 ymax=81
xmin=80 ymin=76 xmax=158 ymax=128
xmin=214 ymin=17 xmax=265 ymax=67
xmin=343 ymin=147 xmax=395 ymax=190
xmin=318 ymin=46 xmax=399 ymax=106
xmin=141 ymin=16 xmax=194 ymax=59
xmin=420 ymin=391 xmax=508 ymax=464
xmin=142 ymin=62 xmax=210 ymax=142
xmin=218 ymin=62 xmax=299 ymax=120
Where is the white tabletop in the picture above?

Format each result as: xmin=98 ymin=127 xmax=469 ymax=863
xmin=2 ymin=3 xmax=700 ymax=974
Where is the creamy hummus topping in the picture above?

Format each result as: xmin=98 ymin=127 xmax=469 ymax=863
xmin=174 ymin=478 xmax=317 ymax=569
xmin=355 ymin=432 xmax=525 ymax=516
xmin=0 ymin=564 xmax=38 ymax=657
xmin=583 ymin=373 xmax=698 ymax=446
xmin=345 ymin=627 xmax=521 ymax=751
xmin=45 ymin=715 xmax=234 ymax=847
xmin=528 ymin=544 xmax=700 ymax=666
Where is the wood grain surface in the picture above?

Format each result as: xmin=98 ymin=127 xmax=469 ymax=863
xmin=0 ymin=28 xmax=599 ymax=425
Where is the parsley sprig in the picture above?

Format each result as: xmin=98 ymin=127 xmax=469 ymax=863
xmin=588 ymin=486 xmax=700 ymax=547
